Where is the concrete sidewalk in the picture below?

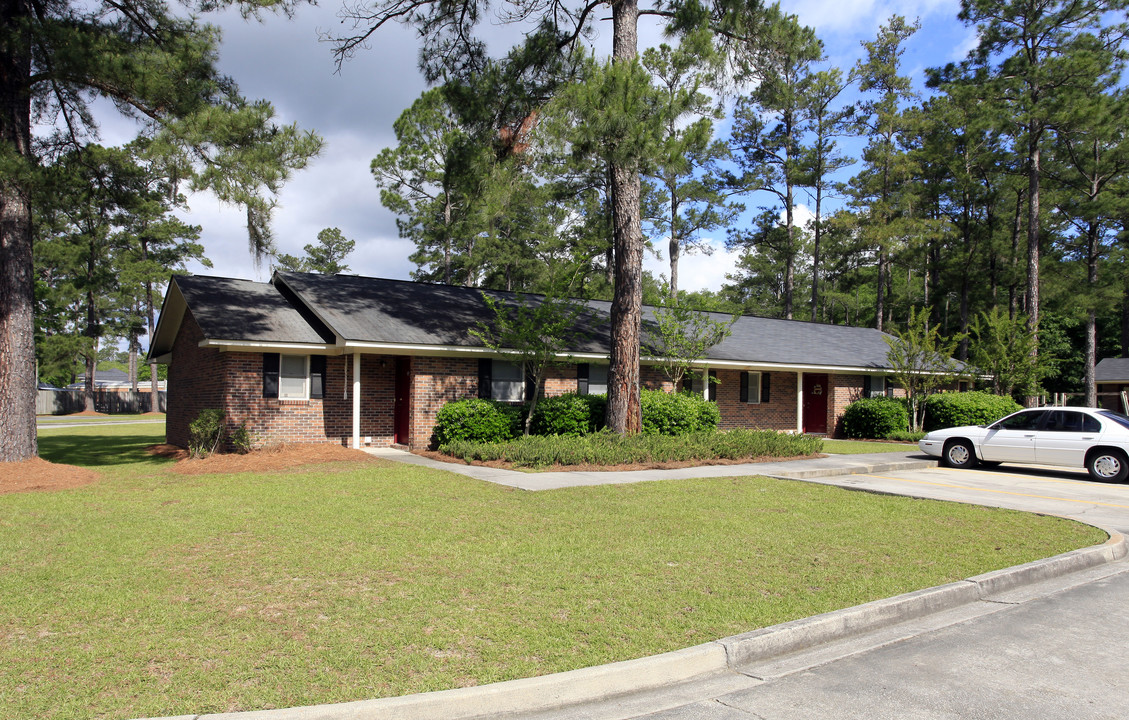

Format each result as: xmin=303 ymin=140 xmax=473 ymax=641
xmin=362 ymin=448 xmax=938 ymax=491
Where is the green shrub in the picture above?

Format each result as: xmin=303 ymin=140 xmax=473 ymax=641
xmin=923 ymin=391 xmax=1023 ymax=432
xmin=440 ymin=429 xmax=821 ymax=468
xmin=640 ymin=389 xmax=719 ymax=435
xmin=529 ymin=393 xmax=596 ymax=437
xmin=840 ymin=397 xmax=909 ymax=439
xmin=230 ymin=422 xmax=253 ymax=454
xmin=886 ymin=430 xmax=926 ymax=443
xmin=582 ymin=393 xmax=608 ymax=433
xmin=188 ymin=408 xmax=225 ymax=458
xmin=433 ymin=398 xmax=521 ymax=446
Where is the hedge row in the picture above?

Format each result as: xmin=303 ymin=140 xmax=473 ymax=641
xmin=440 ymin=429 xmax=823 ymax=468
xmin=433 ymin=389 xmax=720 ymax=445
xmin=922 ymin=391 xmax=1023 ymax=432
xmin=840 ymin=391 xmax=1024 ymax=439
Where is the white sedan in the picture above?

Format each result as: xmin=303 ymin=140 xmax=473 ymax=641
xmin=918 ymin=406 xmax=1129 ymax=482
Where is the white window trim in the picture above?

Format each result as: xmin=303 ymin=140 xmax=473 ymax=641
xmin=588 ymin=363 xmax=609 ymax=396
xmin=872 ymin=375 xmax=887 ymax=398
xmin=279 ymin=354 xmax=310 ymax=400
xmin=745 ymin=371 xmax=762 ymax=404
xmin=492 ymin=359 xmax=525 ymax=403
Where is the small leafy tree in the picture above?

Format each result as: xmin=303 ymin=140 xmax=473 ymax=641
xmin=969 ymin=307 xmax=1048 ymax=400
xmin=644 ymin=300 xmax=735 ymax=389
xmin=471 ymin=292 xmax=587 ymax=436
xmin=884 ymin=308 xmax=966 ymax=432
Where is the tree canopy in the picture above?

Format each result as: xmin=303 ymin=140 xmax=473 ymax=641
xmin=2 ymin=0 xmax=322 ymax=460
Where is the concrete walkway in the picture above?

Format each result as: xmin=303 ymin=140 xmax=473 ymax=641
xmin=362 ymin=448 xmax=938 ymax=491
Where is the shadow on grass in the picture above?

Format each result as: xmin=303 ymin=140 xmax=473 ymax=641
xmin=38 ymin=433 xmax=172 ymax=468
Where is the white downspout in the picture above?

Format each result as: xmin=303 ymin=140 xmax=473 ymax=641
xmin=352 ymin=352 xmax=361 ymax=449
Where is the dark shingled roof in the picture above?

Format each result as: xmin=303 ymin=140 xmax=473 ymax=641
xmin=1096 ymin=357 xmax=1129 ymax=383
xmin=163 ymin=271 xmax=899 ymax=371
xmin=175 ymin=275 xmax=334 ymax=345
xmin=275 ymin=272 xmax=611 ymax=353
xmin=272 ymin=272 xmax=896 ymax=370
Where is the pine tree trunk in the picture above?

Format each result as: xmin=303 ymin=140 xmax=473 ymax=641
xmin=1025 ymin=134 xmax=1041 ymax=407
xmin=0 ymin=1 xmax=37 ymax=461
xmin=1085 ymin=220 xmax=1100 ymax=408
xmin=810 ymin=184 xmax=821 ymax=322
xmin=605 ymin=0 xmax=642 ymax=435
xmin=875 ymin=251 xmax=886 ymax=332
xmin=668 ymin=185 xmax=679 ymax=301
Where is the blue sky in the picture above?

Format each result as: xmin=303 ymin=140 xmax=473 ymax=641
xmin=98 ymin=0 xmax=978 ymax=294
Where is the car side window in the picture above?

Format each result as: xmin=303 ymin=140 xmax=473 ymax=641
xmin=1044 ymin=410 xmax=1081 ymax=432
xmin=996 ymin=410 xmax=1046 ymax=431
xmin=1082 ymin=415 xmax=1101 ymax=433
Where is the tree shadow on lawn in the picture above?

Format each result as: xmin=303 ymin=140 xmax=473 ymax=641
xmin=37 ymin=433 xmax=175 ymax=468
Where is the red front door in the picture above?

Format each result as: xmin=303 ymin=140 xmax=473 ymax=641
xmin=394 ymin=357 xmax=410 ymax=445
xmin=802 ymin=373 xmax=828 ymax=434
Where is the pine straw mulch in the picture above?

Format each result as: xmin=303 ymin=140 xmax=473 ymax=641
xmin=1 ymin=444 xmax=381 ymax=495
xmin=0 ymin=458 xmax=101 ymax=495
xmin=414 ymin=449 xmax=824 ymax=473
xmin=161 ymin=443 xmax=382 ymax=475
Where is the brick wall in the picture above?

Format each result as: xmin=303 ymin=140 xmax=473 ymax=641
xmin=167 ymin=310 xmax=226 ymax=448
xmin=166 ymin=313 xmax=400 ymax=449
xmin=222 ymin=353 xmax=397 ymax=449
xmin=409 ymin=356 xmax=479 ymax=448
xmin=828 ymin=374 xmax=864 ymax=438
xmin=170 ymin=320 xmax=872 ymax=449
xmin=714 ymin=370 xmax=798 ymax=432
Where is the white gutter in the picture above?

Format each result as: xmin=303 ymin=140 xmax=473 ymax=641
xmin=199 ymin=340 xmax=338 ymax=353
xmin=196 ymin=338 xmax=902 ymax=377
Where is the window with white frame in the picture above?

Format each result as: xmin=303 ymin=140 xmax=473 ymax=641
xmin=685 ymin=370 xmax=717 ymax=401
xmin=588 ymin=364 xmax=608 ymax=395
xmin=872 ymin=375 xmax=886 ymax=398
xmin=263 ymin=353 xmax=326 ymax=400
xmin=743 ymin=371 xmax=762 ymax=404
xmin=279 ymin=355 xmax=310 ymax=399
xmin=491 ymin=360 xmax=525 ymax=402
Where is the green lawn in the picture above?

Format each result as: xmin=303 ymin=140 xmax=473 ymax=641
xmin=36 ymin=413 xmax=166 ymax=425
xmin=1 ymin=424 xmax=1105 ymax=720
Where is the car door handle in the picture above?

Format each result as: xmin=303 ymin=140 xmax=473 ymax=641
xmin=1081 ymin=436 xmax=1095 ymax=440
xmin=1024 ymin=434 xmax=1036 ymax=437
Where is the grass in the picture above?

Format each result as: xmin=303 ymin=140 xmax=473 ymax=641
xmin=36 ymin=413 xmax=165 ymax=425
xmin=822 ymin=438 xmax=920 ymax=454
xmin=1 ymin=424 xmax=1106 ymax=720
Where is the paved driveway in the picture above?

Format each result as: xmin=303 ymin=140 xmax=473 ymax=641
xmin=794 ymin=462 xmax=1129 ymax=535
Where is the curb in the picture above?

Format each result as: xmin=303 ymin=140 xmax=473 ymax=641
xmin=145 ymin=532 xmax=1126 ymax=720
xmin=768 ymin=458 xmax=937 ymax=479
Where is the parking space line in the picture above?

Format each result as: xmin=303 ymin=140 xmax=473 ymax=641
xmin=855 ymin=472 xmax=1129 ymax=511
xmin=948 ymin=467 xmax=1097 ymax=488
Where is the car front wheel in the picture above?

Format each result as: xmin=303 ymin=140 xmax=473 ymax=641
xmin=943 ymin=440 xmax=977 ymax=469
xmin=1087 ymin=449 xmax=1129 ymax=483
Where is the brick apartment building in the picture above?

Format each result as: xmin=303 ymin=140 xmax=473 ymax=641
xmin=149 ymin=272 xmax=905 ymax=450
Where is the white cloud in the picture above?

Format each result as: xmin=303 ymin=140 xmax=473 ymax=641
xmin=644 ymin=237 xmax=742 ymax=294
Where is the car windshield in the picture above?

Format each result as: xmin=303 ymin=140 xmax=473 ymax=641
xmin=1096 ymin=410 xmax=1129 ymax=430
